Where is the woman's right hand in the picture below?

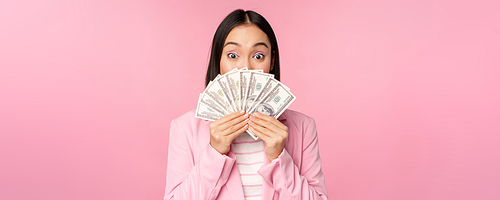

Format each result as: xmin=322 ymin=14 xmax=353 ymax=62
xmin=209 ymin=109 xmax=249 ymax=155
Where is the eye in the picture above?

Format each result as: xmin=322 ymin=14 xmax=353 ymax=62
xmin=228 ymin=52 xmax=238 ymax=59
xmin=253 ymin=53 xmax=265 ymax=60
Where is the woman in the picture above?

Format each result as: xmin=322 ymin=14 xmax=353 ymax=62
xmin=164 ymin=9 xmax=328 ymax=200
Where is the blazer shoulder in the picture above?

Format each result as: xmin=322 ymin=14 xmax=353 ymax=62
xmin=282 ymin=109 xmax=315 ymax=123
xmin=281 ymin=109 xmax=317 ymax=135
xmin=171 ymin=108 xmax=207 ymax=126
xmin=172 ymin=109 xmax=196 ymax=122
xmin=170 ymin=109 xmax=211 ymax=138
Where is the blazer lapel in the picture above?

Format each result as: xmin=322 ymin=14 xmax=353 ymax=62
xmin=277 ymin=110 xmax=287 ymax=122
xmin=261 ymin=110 xmax=285 ymax=199
xmin=261 ymin=174 xmax=276 ymax=199
xmin=224 ymin=150 xmax=245 ymax=200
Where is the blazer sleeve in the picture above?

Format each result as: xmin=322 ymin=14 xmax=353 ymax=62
xmin=164 ymin=119 xmax=236 ymax=200
xmin=258 ymin=117 xmax=329 ymax=200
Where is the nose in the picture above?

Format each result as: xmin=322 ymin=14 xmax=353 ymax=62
xmin=240 ymin=58 xmax=251 ymax=70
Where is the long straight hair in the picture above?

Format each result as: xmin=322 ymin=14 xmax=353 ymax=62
xmin=205 ymin=9 xmax=280 ymax=87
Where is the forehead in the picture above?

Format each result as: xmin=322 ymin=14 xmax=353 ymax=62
xmin=224 ymin=24 xmax=270 ymax=46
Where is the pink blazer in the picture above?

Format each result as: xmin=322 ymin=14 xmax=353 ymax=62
xmin=164 ymin=109 xmax=328 ymax=200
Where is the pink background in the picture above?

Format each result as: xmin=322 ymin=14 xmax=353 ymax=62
xmin=1 ymin=0 xmax=499 ymax=199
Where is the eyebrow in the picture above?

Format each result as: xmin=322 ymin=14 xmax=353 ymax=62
xmin=224 ymin=42 xmax=269 ymax=49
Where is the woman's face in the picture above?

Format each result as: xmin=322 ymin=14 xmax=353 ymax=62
xmin=220 ymin=24 xmax=273 ymax=75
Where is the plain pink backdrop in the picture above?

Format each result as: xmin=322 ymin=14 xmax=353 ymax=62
xmin=1 ymin=0 xmax=499 ymax=199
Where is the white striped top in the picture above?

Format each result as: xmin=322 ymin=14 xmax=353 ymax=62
xmin=232 ymin=133 xmax=266 ymax=200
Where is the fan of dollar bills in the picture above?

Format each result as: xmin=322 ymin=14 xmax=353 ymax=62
xmin=195 ymin=67 xmax=296 ymax=139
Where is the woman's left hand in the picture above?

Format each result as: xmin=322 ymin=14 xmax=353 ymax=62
xmin=248 ymin=112 xmax=288 ymax=162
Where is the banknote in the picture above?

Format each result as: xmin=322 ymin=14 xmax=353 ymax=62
xmin=204 ymin=78 xmax=235 ymax=113
xmin=244 ymin=71 xmax=274 ymax=112
xmin=240 ymin=69 xmax=263 ymax=111
xmin=196 ymin=68 xmax=294 ymax=140
xmin=216 ymin=74 xmax=237 ymax=112
xmin=248 ymin=82 xmax=296 ymax=118
xmin=198 ymin=93 xmax=228 ymax=115
xmin=195 ymin=94 xmax=225 ymax=121
xmin=246 ymin=79 xmax=291 ymax=140
xmin=247 ymin=77 xmax=280 ymax=114
xmin=225 ymin=69 xmax=241 ymax=111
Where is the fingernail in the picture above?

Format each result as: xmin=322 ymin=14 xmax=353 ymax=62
xmin=240 ymin=110 xmax=245 ymax=114
xmin=248 ymin=120 xmax=253 ymax=125
xmin=254 ymin=112 xmax=260 ymax=117
xmin=244 ymin=118 xmax=249 ymax=123
xmin=244 ymin=113 xmax=249 ymax=118
xmin=250 ymin=116 xmax=255 ymax=120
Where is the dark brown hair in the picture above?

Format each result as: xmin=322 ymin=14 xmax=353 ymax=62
xmin=205 ymin=9 xmax=280 ymax=86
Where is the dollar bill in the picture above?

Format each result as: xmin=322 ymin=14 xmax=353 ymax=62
xmin=248 ymin=82 xmax=296 ymax=119
xmin=216 ymin=75 xmax=237 ymax=112
xmin=204 ymin=77 xmax=235 ymax=113
xmin=240 ymin=69 xmax=262 ymax=112
xmin=225 ymin=69 xmax=241 ymax=111
xmin=195 ymin=94 xmax=225 ymax=121
xmin=199 ymin=93 xmax=228 ymax=115
xmin=197 ymin=68 xmax=295 ymax=140
xmin=243 ymin=71 xmax=274 ymax=112
xmin=247 ymin=78 xmax=280 ymax=114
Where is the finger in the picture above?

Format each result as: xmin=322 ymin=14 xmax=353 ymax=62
xmin=221 ymin=116 xmax=249 ymax=136
xmin=217 ymin=111 xmax=249 ymax=132
xmin=228 ymin=123 xmax=249 ymax=140
xmin=215 ymin=109 xmax=246 ymax=125
xmin=249 ymin=124 xmax=271 ymax=141
xmin=249 ymin=120 xmax=273 ymax=138
xmin=253 ymin=112 xmax=287 ymax=130
xmin=249 ymin=114 xmax=283 ymax=134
